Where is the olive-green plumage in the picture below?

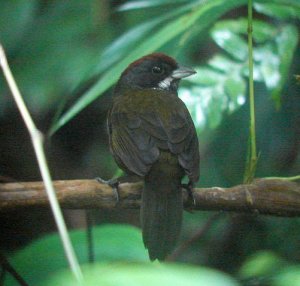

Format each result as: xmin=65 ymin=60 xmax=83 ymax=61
xmin=108 ymin=53 xmax=199 ymax=261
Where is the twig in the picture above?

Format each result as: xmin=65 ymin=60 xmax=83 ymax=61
xmin=86 ymin=210 xmax=95 ymax=263
xmin=0 ymin=45 xmax=83 ymax=283
xmin=0 ymin=253 xmax=29 ymax=286
xmin=0 ymin=178 xmax=299 ymax=217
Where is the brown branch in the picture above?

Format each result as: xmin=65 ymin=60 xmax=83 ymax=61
xmin=0 ymin=178 xmax=299 ymax=216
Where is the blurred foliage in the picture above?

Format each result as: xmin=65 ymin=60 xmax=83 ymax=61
xmin=43 ymin=263 xmax=239 ymax=286
xmin=1 ymin=0 xmax=300 ymax=286
xmin=5 ymin=224 xmax=239 ymax=286
xmin=5 ymin=221 xmax=300 ymax=285
xmin=50 ymin=0 xmax=251 ymax=134
xmin=182 ymin=18 xmax=298 ymax=132
xmin=4 ymin=224 xmax=148 ymax=285
xmin=0 ymin=0 xmax=298 ymax=133
xmin=239 ymin=250 xmax=287 ymax=282
xmin=239 ymin=251 xmax=300 ymax=286
xmin=50 ymin=0 xmax=300 ymax=134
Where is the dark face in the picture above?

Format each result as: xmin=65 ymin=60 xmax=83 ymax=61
xmin=116 ymin=53 xmax=196 ymax=93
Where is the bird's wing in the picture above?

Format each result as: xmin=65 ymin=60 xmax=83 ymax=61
xmin=110 ymin=93 xmax=199 ymax=181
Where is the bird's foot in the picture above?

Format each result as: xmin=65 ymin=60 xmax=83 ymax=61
xmin=181 ymin=181 xmax=196 ymax=211
xmin=96 ymin=177 xmax=120 ymax=204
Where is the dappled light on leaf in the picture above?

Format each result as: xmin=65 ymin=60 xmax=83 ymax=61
xmin=44 ymin=263 xmax=240 ymax=286
xmin=210 ymin=18 xmax=298 ymax=108
xmin=211 ymin=30 xmax=248 ymax=62
xmin=255 ymin=46 xmax=280 ymax=90
xmin=254 ymin=2 xmax=300 ymax=20
xmin=117 ymin=0 xmax=191 ymax=11
xmin=180 ymin=63 xmax=246 ymax=133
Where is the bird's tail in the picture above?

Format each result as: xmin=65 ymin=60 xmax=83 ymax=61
xmin=141 ymin=173 xmax=182 ymax=261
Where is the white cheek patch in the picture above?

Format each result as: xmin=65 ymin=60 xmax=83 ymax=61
xmin=158 ymin=76 xmax=173 ymax=90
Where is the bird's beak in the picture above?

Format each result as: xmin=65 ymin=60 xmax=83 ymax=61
xmin=172 ymin=65 xmax=196 ymax=79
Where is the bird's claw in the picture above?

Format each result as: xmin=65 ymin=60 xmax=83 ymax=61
xmin=181 ymin=182 xmax=196 ymax=209
xmin=96 ymin=177 xmax=120 ymax=205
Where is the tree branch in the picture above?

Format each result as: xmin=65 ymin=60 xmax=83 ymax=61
xmin=0 ymin=178 xmax=299 ymax=217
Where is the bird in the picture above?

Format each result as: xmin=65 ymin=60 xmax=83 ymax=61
xmin=107 ymin=52 xmax=200 ymax=261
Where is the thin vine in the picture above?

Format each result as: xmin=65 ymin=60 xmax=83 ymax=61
xmin=244 ymin=0 xmax=258 ymax=183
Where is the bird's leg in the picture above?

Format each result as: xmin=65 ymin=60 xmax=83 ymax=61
xmin=181 ymin=180 xmax=196 ymax=207
xmin=96 ymin=174 xmax=142 ymax=204
xmin=96 ymin=177 xmax=120 ymax=203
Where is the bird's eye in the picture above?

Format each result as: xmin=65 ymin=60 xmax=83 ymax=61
xmin=152 ymin=66 xmax=163 ymax=74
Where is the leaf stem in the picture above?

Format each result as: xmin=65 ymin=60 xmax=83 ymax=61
xmin=0 ymin=45 xmax=83 ymax=284
xmin=264 ymin=175 xmax=300 ymax=181
xmin=244 ymin=0 xmax=257 ymax=183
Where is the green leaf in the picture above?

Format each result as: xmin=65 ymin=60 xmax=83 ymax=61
xmin=91 ymin=19 xmax=162 ymax=76
xmin=255 ymin=44 xmax=280 ymax=90
xmin=251 ymin=21 xmax=277 ymax=43
xmin=273 ymin=266 xmax=300 ymax=286
xmin=188 ymin=67 xmax=223 ymax=86
xmin=208 ymin=54 xmax=241 ymax=73
xmin=117 ymin=0 xmax=191 ymax=11
xmin=254 ymin=3 xmax=300 ymax=20
xmin=5 ymin=225 xmax=147 ymax=286
xmin=179 ymin=87 xmax=206 ymax=131
xmin=206 ymin=89 xmax=228 ymax=129
xmin=224 ymin=76 xmax=246 ymax=111
xmin=181 ymin=55 xmax=246 ymax=133
xmin=211 ymin=18 xmax=299 ymax=108
xmin=51 ymin=0 xmax=249 ymax=134
xmin=0 ymin=1 xmax=37 ymax=50
xmin=90 ymin=1 xmax=201 ymax=79
xmin=257 ymin=0 xmax=300 ymax=7
xmin=44 ymin=263 xmax=240 ymax=286
xmin=183 ymin=16 xmax=298 ymax=133
xmin=272 ymin=25 xmax=298 ymax=107
xmin=211 ymin=29 xmax=248 ymax=61
xmin=253 ymin=25 xmax=298 ymax=107
xmin=211 ymin=18 xmax=279 ymax=44
xmin=239 ymin=250 xmax=286 ymax=279
xmin=1 ymin=1 xmax=102 ymax=115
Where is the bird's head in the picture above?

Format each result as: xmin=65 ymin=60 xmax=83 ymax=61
xmin=116 ymin=53 xmax=196 ymax=93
